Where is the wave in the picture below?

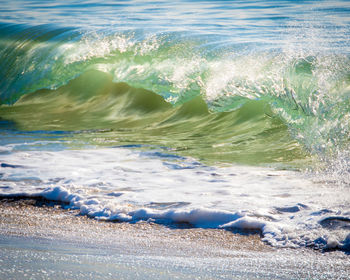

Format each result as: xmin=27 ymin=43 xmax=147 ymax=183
xmin=0 ymin=70 xmax=305 ymax=165
xmin=0 ymin=22 xmax=349 ymax=252
xmin=0 ymin=23 xmax=350 ymax=169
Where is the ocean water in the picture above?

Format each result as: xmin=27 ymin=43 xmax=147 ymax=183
xmin=0 ymin=0 xmax=349 ymax=251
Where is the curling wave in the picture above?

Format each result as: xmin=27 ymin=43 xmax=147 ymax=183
xmin=0 ymin=23 xmax=350 ymax=169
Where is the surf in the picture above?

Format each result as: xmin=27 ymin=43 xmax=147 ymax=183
xmin=0 ymin=69 xmax=306 ymax=166
xmin=0 ymin=23 xmax=349 ymax=170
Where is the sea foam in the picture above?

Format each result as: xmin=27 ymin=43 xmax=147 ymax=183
xmin=1 ymin=147 xmax=349 ymax=251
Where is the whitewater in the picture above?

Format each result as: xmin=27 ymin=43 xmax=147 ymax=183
xmin=0 ymin=0 xmax=350 ymax=252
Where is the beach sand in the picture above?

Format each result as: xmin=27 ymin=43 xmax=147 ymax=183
xmin=0 ymin=198 xmax=349 ymax=279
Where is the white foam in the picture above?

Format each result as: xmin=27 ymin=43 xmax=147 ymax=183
xmin=0 ymin=147 xmax=349 ymax=250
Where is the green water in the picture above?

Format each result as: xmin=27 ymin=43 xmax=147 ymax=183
xmin=0 ymin=9 xmax=349 ymax=170
xmin=0 ymin=70 xmax=307 ymax=166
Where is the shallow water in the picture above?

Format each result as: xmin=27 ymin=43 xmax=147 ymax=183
xmin=0 ymin=0 xmax=350 ymax=251
xmin=1 ymin=234 xmax=349 ymax=280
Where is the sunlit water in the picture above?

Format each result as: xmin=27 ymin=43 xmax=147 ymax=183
xmin=0 ymin=0 xmax=350 ymax=251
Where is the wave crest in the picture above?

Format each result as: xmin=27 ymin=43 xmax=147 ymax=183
xmin=0 ymin=24 xmax=349 ymax=171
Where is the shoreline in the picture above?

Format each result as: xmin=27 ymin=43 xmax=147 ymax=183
xmin=0 ymin=198 xmax=268 ymax=254
xmin=0 ymin=198 xmax=349 ymax=279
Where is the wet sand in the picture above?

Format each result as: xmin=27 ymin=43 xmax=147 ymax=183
xmin=0 ymin=198 xmax=349 ymax=279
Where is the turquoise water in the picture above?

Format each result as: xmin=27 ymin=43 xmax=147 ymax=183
xmin=0 ymin=1 xmax=350 ymax=251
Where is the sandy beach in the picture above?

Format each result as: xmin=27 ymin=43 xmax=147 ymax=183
xmin=0 ymin=198 xmax=349 ymax=280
